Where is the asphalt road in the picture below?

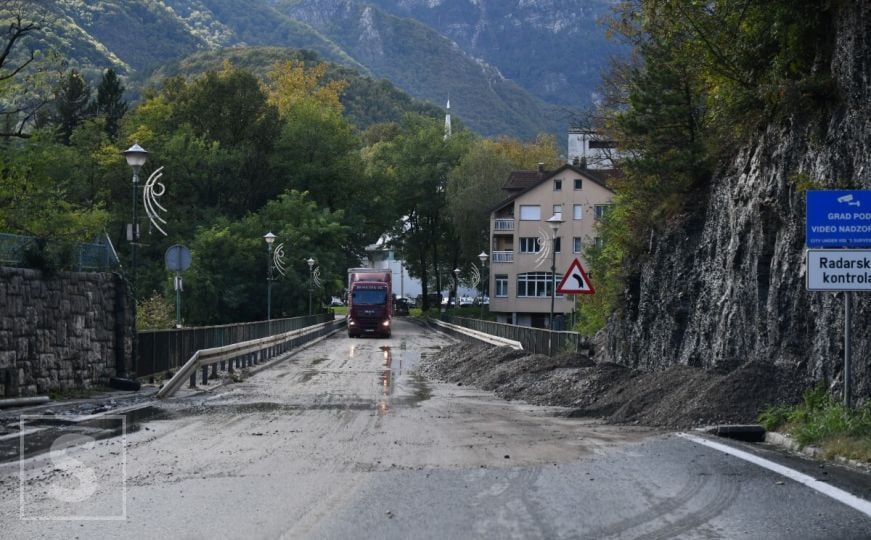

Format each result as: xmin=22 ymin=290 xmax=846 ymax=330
xmin=1 ymin=318 xmax=869 ymax=538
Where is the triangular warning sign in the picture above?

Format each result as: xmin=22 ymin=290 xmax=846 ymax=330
xmin=556 ymin=258 xmax=595 ymax=295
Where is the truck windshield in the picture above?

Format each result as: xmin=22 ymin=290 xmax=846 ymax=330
xmin=352 ymin=289 xmax=387 ymax=305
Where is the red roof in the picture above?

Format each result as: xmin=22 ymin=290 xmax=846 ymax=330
xmin=503 ymin=170 xmax=545 ymax=191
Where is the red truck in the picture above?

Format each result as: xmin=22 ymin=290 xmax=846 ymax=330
xmin=347 ymin=268 xmax=392 ymax=338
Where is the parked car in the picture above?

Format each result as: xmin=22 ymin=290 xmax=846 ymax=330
xmin=394 ymin=297 xmax=410 ymax=316
xmin=458 ymin=296 xmax=474 ymax=307
xmin=330 ymin=296 xmax=344 ymax=307
xmin=473 ymin=295 xmax=490 ymax=306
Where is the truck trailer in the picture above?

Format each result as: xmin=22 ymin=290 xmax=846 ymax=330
xmin=347 ymin=268 xmax=392 ymax=338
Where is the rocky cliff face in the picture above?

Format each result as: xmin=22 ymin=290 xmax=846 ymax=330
xmin=607 ymin=2 xmax=871 ymax=399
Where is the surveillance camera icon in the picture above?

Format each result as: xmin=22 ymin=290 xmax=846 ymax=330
xmin=837 ymin=194 xmax=860 ymax=207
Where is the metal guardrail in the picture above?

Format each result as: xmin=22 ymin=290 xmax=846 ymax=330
xmin=440 ymin=315 xmax=591 ymax=356
xmin=138 ymin=314 xmax=333 ymax=378
xmin=156 ymin=318 xmax=345 ymax=398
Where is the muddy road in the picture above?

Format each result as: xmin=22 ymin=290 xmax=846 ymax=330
xmin=1 ymin=319 xmax=869 ymax=538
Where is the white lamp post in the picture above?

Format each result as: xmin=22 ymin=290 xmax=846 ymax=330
xmin=264 ymin=232 xmax=276 ymax=330
xmin=452 ymin=267 xmax=460 ymax=310
xmin=546 ymin=214 xmax=564 ymax=331
xmin=307 ymin=257 xmax=315 ymax=316
xmin=478 ymin=251 xmax=488 ymax=319
xmin=122 ymin=143 xmax=148 ymax=375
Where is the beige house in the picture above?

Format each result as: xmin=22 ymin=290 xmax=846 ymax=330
xmin=487 ymin=164 xmax=616 ymax=328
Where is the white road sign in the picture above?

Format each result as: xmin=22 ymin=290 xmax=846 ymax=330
xmin=806 ymin=249 xmax=871 ymax=291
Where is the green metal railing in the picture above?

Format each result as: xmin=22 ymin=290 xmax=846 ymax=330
xmin=440 ymin=315 xmax=591 ymax=356
xmin=0 ymin=232 xmax=118 ymax=271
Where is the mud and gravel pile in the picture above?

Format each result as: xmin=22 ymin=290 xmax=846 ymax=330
xmin=417 ymin=342 xmax=811 ymax=429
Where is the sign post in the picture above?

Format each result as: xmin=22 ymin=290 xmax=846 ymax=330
xmin=164 ymin=244 xmax=192 ymax=328
xmin=805 ymin=190 xmax=871 ymax=409
xmin=556 ymin=258 xmax=595 ymax=295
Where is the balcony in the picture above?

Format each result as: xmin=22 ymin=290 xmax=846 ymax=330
xmin=491 ymin=251 xmax=514 ymax=263
xmin=493 ymin=218 xmax=514 ymax=232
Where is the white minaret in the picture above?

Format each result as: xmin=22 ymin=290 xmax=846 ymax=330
xmin=444 ymin=99 xmax=451 ymax=140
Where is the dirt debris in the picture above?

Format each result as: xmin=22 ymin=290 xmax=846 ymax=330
xmin=417 ymin=343 xmax=810 ymax=429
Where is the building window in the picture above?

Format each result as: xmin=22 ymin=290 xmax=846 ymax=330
xmin=574 ymin=178 xmax=582 ymax=190
xmin=595 ymin=237 xmax=604 ymax=249
xmin=553 ymin=179 xmax=562 ymax=191
xmin=517 ymin=272 xmax=562 ymax=297
xmin=589 ymin=140 xmax=617 ymax=149
xmin=552 ymin=205 xmax=562 ymax=218
xmin=573 ymin=205 xmax=583 ymax=220
xmin=573 ymin=237 xmax=582 ymax=253
xmin=519 ymin=205 xmax=541 ymax=220
xmin=519 ymin=237 xmax=542 ymax=253
xmin=595 ymin=204 xmax=610 ymax=220
xmin=495 ymin=275 xmax=508 ymax=297
xmin=554 ymin=237 xmax=561 ymax=254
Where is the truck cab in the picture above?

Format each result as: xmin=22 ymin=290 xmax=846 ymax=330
xmin=347 ymin=269 xmax=392 ymax=338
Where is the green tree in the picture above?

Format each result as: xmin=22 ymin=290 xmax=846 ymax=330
xmin=367 ymin=114 xmax=472 ymax=310
xmin=42 ymin=70 xmax=92 ymax=144
xmin=92 ymin=68 xmax=127 ymax=139
xmin=446 ymin=135 xmax=561 ymax=263
xmin=183 ymin=190 xmax=348 ymax=325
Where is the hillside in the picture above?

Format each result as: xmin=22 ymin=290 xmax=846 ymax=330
xmin=141 ymin=47 xmax=445 ymax=131
xmin=270 ymin=0 xmax=575 ymax=138
xmin=365 ymin=0 xmax=624 ymax=108
xmin=32 ymin=0 xmax=587 ymax=139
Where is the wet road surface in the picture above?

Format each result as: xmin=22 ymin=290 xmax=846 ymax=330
xmin=1 ymin=318 xmax=869 ymax=538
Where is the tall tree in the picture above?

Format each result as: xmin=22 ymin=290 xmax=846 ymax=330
xmin=92 ymin=67 xmax=127 ymax=139
xmin=368 ymin=114 xmax=472 ymax=310
xmin=50 ymin=70 xmax=92 ymax=144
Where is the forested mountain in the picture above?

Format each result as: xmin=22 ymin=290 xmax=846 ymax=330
xmin=141 ymin=47 xmax=445 ymax=131
xmin=364 ymin=0 xmax=623 ymax=108
xmin=35 ymin=0 xmax=613 ymax=139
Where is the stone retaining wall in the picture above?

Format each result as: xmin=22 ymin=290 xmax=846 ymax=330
xmin=0 ymin=267 xmax=132 ymax=397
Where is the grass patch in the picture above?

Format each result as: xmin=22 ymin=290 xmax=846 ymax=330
xmin=759 ymin=385 xmax=871 ymax=463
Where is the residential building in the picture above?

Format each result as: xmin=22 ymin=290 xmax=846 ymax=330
xmin=567 ymin=127 xmax=619 ymax=170
xmin=487 ymin=163 xmax=616 ymax=328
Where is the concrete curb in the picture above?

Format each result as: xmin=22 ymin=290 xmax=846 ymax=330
xmin=765 ymin=431 xmax=871 ymax=473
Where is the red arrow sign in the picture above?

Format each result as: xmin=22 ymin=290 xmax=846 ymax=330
xmin=556 ymin=258 xmax=595 ymax=295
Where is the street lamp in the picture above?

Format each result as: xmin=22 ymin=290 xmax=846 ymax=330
xmin=453 ymin=268 xmax=460 ymax=311
xmin=307 ymin=257 xmax=315 ymax=316
xmin=547 ymin=214 xmax=564 ymax=331
xmin=264 ymin=232 xmax=276 ymax=331
xmin=478 ymin=251 xmax=488 ymax=319
xmin=122 ymin=143 xmax=148 ymax=376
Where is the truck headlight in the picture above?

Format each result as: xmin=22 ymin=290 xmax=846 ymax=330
xmin=382 ymin=320 xmax=390 ymax=327
xmin=348 ymin=319 xmax=355 ymax=326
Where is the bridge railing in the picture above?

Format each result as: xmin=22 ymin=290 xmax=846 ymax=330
xmin=439 ymin=315 xmax=592 ymax=356
xmin=138 ymin=314 xmax=334 ymax=379
xmin=156 ymin=317 xmax=345 ymax=398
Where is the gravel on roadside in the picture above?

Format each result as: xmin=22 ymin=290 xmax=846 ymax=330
xmin=417 ymin=342 xmax=810 ymax=429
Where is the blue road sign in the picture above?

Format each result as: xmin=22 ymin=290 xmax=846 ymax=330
xmin=164 ymin=244 xmax=192 ymax=272
xmin=806 ymin=190 xmax=871 ymax=248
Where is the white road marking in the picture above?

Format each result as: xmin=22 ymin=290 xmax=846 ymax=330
xmin=678 ymin=432 xmax=871 ymax=518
